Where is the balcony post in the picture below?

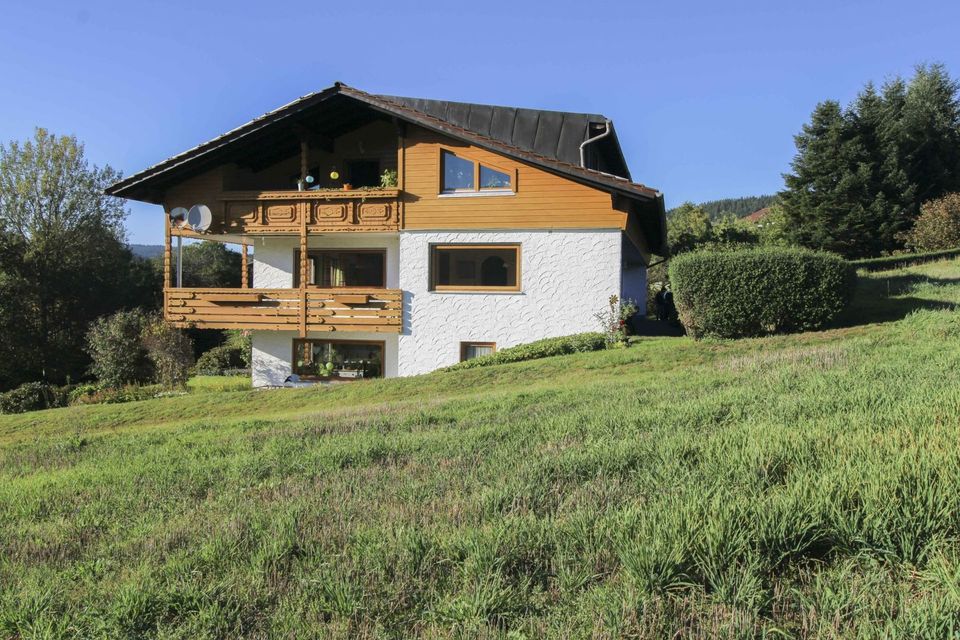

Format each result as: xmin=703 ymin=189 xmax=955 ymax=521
xmin=299 ymin=203 xmax=308 ymax=337
xmin=163 ymin=217 xmax=172 ymax=320
xmin=240 ymin=241 xmax=249 ymax=289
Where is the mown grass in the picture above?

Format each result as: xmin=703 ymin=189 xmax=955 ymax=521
xmin=2 ymin=260 xmax=960 ymax=638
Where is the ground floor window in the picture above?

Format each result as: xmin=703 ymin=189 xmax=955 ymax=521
xmin=293 ymin=339 xmax=384 ymax=379
xmin=430 ymin=244 xmax=520 ymax=292
xmin=460 ymin=342 xmax=496 ymax=361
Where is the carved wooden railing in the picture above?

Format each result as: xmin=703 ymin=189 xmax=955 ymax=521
xmin=208 ymin=189 xmax=401 ymax=234
xmin=164 ymin=287 xmax=402 ymax=333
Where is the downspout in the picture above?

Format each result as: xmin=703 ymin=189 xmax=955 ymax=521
xmin=579 ymin=119 xmax=612 ymax=169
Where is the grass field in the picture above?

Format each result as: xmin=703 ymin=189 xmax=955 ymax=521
xmin=2 ymin=259 xmax=960 ymax=638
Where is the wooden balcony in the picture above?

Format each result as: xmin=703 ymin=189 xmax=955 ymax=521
xmin=165 ymin=287 xmax=402 ymax=333
xmin=187 ymin=189 xmax=402 ymax=235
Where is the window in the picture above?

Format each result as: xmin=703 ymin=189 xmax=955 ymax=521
xmin=461 ymin=342 xmax=496 ymax=362
xmin=293 ymin=339 xmax=384 ymax=379
xmin=441 ymin=150 xmax=514 ymax=194
xmin=430 ymin=244 xmax=520 ymax=292
xmin=294 ymin=250 xmax=385 ymax=288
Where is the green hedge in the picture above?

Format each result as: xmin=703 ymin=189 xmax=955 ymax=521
xmin=0 ymin=382 xmax=72 ymax=414
xmin=670 ymin=248 xmax=855 ymax=339
xmin=193 ymin=344 xmax=246 ymax=376
xmin=443 ymin=333 xmax=606 ymax=371
xmin=851 ymin=247 xmax=960 ymax=272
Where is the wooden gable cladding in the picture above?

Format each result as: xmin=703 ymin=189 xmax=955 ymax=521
xmin=401 ymin=127 xmax=628 ymax=230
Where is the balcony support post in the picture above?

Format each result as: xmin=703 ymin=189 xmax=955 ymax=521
xmin=298 ymin=202 xmax=308 ymax=338
xmin=163 ymin=218 xmax=172 ymax=320
xmin=240 ymin=241 xmax=249 ymax=289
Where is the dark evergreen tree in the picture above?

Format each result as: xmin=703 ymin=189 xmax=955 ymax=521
xmin=780 ymin=64 xmax=960 ymax=258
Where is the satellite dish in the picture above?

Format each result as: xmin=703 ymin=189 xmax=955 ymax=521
xmin=169 ymin=207 xmax=188 ymax=227
xmin=187 ymin=204 xmax=212 ymax=233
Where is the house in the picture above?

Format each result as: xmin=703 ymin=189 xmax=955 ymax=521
xmin=107 ymin=83 xmax=667 ymax=386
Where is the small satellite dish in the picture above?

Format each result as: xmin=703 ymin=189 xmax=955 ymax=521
xmin=187 ymin=204 xmax=212 ymax=233
xmin=169 ymin=207 xmax=188 ymax=227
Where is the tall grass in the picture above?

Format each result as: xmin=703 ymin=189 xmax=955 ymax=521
xmin=1 ymin=260 xmax=960 ymax=638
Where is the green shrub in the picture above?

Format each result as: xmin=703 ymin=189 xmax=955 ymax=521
xmin=670 ymin=248 xmax=855 ymax=339
xmin=86 ymin=309 xmax=151 ymax=389
xmin=142 ymin=318 xmax=193 ymax=388
xmin=193 ymin=345 xmax=246 ymax=376
xmin=443 ymin=333 xmax=606 ymax=371
xmin=0 ymin=382 xmax=71 ymax=414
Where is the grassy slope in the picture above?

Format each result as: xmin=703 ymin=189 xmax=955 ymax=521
xmin=2 ymin=261 xmax=960 ymax=639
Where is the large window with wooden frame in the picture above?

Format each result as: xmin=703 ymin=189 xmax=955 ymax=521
xmin=293 ymin=249 xmax=386 ymax=288
xmin=440 ymin=150 xmax=514 ymax=194
xmin=430 ymin=244 xmax=521 ymax=292
xmin=293 ymin=339 xmax=384 ymax=380
xmin=461 ymin=342 xmax=496 ymax=362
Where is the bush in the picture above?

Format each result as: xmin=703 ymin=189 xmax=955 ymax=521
xmin=443 ymin=333 xmax=606 ymax=371
xmin=86 ymin=309 xmax=151 ymax=389
xmin=142 ymin=318 xmax=194 ymax=388
xmin=0 ymin=382 xmax=71 ymax=414
xmin=670 ymin=248 xmax=855 ymax=339
xmin=902 ymin=193 xmax=960 ymax=252
xmin=193 ymin=344 xmax=246 ymax=376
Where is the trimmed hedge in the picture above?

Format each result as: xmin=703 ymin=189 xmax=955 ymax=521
xmin=443 ymin=333 xmax=606 ymax=371
xmin=193 ymin=344 xmax=246 ymax=376
xmin=670 ymin=248 xmax=855 ymax=339
xmin=851 ymin=247 xmax=960 ymax=272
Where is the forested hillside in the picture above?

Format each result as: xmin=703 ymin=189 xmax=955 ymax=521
xmin=668 ymin=194 xmax=776 ymax=219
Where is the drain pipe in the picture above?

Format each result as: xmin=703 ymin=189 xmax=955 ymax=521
xmin=579 ymin=119 xmax=612 ymax=169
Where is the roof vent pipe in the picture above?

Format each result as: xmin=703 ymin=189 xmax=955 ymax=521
xmin=579 ymin=119 xmax=612 ymax=169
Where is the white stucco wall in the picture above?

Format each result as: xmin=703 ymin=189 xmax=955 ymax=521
xmin=252 ymin=330 xmax=399 ymax=387
xmin=396 ymin=230 xmax=622 ymax=376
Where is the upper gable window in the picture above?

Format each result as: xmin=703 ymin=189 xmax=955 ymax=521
xmin=442 ymin=151 xmax=475 ymax=191
xmin=441 ymin=150 xmax=514 ymax=195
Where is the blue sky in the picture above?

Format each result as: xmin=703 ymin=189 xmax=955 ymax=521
xmin=2 ymin=0 xmax=959 ymax=244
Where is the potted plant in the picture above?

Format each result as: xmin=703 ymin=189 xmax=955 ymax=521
xmin=380 ymin=169 xmax=398 ymax=188
xmin=342 ymin=182 xmax=353 ymax=191
xmin=315 ymin=361 xmax=335 ymax=378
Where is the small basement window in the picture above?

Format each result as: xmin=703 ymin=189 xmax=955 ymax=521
xmin=430 ymin=244 xmax=520 ymax=292
xmin=441 ymin=150 xmax=514 ymax=194
xmin=461 ymin=342 xmax=496 ymax=361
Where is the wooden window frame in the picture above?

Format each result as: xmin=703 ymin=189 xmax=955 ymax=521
xmin=460 ymin=342 xmax=497 ymax=362
xmin=292 ymin=338 xmax=386 ymax=380
xmin=429 ymin=243 xmax=522 ymax=293
xmin=293 ymin=248 xmax=387 ymax=288
xmin=437 ymin=148 xmax=516 ymax=196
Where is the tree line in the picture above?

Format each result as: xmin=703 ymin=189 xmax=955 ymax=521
xmin=0 ymin=129 xmax=242 ymax=392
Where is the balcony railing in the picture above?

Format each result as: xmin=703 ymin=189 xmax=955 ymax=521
xmin=165 ymin=287 xmax=402 ymax=333
xmin=205 ymin=189 xmax=401 ymax=234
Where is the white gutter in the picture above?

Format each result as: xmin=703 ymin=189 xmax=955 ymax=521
xmin=579 ymin=119 xmax=612 ymax=168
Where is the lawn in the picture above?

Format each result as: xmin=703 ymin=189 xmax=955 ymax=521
xmin=2 ymin=259 xmax=960 ymax=638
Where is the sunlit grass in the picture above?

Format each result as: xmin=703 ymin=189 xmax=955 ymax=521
xmin=1 ymin=259 xmax=959 ymax=638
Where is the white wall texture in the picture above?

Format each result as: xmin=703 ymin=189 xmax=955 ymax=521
xmin=249 ymin=229 xmax=625 ymax=382
xmin=396 ymin=230 xmax=622 ymax=376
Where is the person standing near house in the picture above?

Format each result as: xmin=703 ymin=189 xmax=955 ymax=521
xmin=655 ymin=285 xmax=668 ymax=321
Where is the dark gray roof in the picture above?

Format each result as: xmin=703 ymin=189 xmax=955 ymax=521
xmin=373 ymin=95 xmax=630 ymax=179
xmin=105 ymin=83 xmax=665 ymax=254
